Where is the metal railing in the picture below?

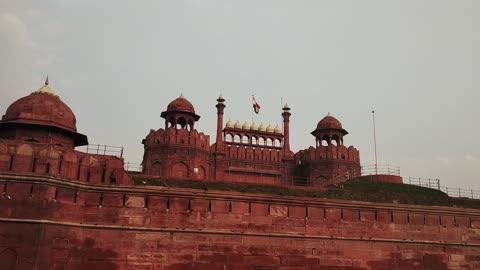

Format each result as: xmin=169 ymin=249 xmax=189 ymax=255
xmin=76 ymin=144 xmax=124 ymax=158
xmin=124 ymin=162 xmax=142 ymax=172
xmin=407 ymin=177 xmax=440 ymax=189
xmin=408 ymin=177 xmax=480 ymax=200
xmin=361 ymin=164 xmax=400 ymax=176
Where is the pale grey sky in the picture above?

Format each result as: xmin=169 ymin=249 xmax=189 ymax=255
xmin=1 ymin=0 xmax=479 ymax=189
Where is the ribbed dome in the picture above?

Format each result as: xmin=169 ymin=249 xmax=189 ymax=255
xmin=274 ymin=124 xmax=282 ymax=134
xmin=242 ymin=121 xmax=250 ymax=130
xmin=166 ymin=94 xmax=195 ymax=114
xmin=317 ymin=113 xmax=343 ymax=130
xmin=258 ymin=123 xmax=266 ymax=132
xmin=234 ymin=120 xmax=241 ymax=129
xmin=2 ymin=81 xmax=77 ymax=132
xmin=250 ymin=122 xmax=258 ymax=131
xmin=225 ymin=119 xmax=234 ymax=128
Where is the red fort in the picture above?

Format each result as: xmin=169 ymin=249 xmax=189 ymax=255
xmin=0 ymin=79 xmax=479 ymax=270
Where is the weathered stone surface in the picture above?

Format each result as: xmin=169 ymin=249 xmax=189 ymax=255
xmin=1 ymin=176 xmax=480 ymax=270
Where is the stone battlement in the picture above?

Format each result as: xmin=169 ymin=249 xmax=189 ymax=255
xmin=1 ymin=173 xmax=480 ymax=269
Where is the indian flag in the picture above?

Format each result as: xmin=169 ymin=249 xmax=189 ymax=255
xmin=252 ymin=96 xmax=261 ymax=114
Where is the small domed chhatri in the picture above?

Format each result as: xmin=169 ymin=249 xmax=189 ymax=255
xmin=242 ymin=121 xmax=250 ymax=130
xmin=234 ymin=120 xmax=242 ymax=129
xmin=160 ymin=94 xmax=201 ymax=130
xmin=274 ymin=124 xmax=282 ymax=134
xmin=266 ymin=124 xmax=274 ymax=133
xmin=166 ymin=94 xmax=196 ymax=115
xmin=225 ymin=119 xmax=234 ymax=128
xmin=250 ymin=122 xmax=258 ymax=131
xmin=258 ymin=123 xmax=266 ymax=132
xmin=316 ymin=112 xmax=344 ymax=130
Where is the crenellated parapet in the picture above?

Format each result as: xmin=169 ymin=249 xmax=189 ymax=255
xmin=143 ymin=128 xmax=210 ymax=151
xmin=296 ymin=145 xmax=360 ymax=163
xmin=0 ymin=139 xmax=131 ymax=185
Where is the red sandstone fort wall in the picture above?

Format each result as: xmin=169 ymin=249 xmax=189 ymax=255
xmin=0 ymin=140 xmax=131 ymax=185
xmin=1 ymin=173 xmax=480 ymax=269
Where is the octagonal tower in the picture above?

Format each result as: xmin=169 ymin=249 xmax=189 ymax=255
xmin=294 ymin=113 xmax=360 ymax=186
xmin=142 ymin=95 xmax=210 ymax=179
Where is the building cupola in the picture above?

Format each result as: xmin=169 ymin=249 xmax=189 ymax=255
xmin=160 ymin=94 xmax=200 ymax=131
xmin=0 ymin=77 xmax=88 ymax=148
xmin=311 ymin=113 xmax=348 ymax=147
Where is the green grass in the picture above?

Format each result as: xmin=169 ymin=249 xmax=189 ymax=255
xmin=133 ymin=177 xmax=480 ymax=209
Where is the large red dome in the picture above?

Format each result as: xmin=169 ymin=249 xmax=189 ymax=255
xmin=2 ymin=92 xmax=77 ymax=132
xmin=317 ymin=114 xmax=343 ymax=130
xmin=0 ymin=80 xmax=88 ymax=146
xmin=166 ymin=95 xmax=195 ymax=114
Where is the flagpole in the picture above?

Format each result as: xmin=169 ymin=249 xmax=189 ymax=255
xmin=372 ymin=110 xmax=378 ymax=175
xmin=281 ymin=96 xmax=284 ymax=129
xmin=251 ymin=95 xmax=254 ymax=124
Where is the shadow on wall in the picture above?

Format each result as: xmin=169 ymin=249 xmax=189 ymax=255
xmin=67 ymin=238 xmax=119 ymax=270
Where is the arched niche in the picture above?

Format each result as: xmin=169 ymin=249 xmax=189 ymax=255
xmin=197 ymin=165 xmax=206 ymax=179
xmin=151 ymin=161 xmax=162 ymax=176
xmin=16 ymin=144 xmax=33 ymax=156
xmin=172 ymin=162 xmax=188 ymax=178
xmin=38 ymin=145 xmax=60 ymax=158
xmin=0 ymin=142 xmax=8 ymax=154
xmin=0 ymin=248 xmax=17 ymax=269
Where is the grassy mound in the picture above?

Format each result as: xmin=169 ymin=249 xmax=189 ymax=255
xmin=133 ymin=177 xmax=480 ymax=209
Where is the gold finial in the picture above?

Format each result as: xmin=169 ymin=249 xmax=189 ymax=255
xmin=36 ymin=75 xmax=56 ymax=96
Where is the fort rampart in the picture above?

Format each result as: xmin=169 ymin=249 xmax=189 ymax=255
xmin=1 ymin=173 xmax=480 ymax=269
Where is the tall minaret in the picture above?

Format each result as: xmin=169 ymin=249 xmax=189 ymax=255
xmin=282 ymin=103 xmax=292 ymax=158
xmin=215 ymin=95 xmax=225 ymax=151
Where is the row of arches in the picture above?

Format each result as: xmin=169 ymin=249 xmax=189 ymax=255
xmin=164 ymin=116 xmax=195 ymax=131
xmin=146 ymin=128 xmax=210 ymax=151
xmin=296 ymin=145 xmax=360 ymax=162
xmin=147 ymin=161 xmax=207 ymax=179
xmin=225 ymin=134 xmax=282 ymax=148
xmin=316 ymin=134 xmax=344 ymax=147
xmin=227 ymin=145 xmax=282 ymax=162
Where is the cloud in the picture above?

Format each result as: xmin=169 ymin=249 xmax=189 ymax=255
xmin=0 ymin=12 xmax=36 ymax=48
